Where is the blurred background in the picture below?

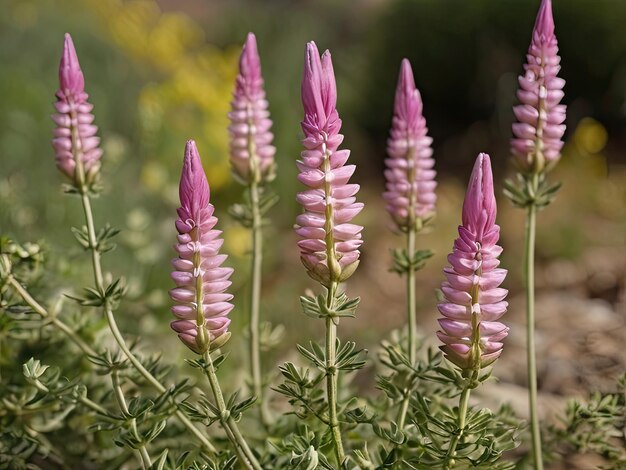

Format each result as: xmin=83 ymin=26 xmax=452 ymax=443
xmin=1 ymin=0 xmax=625 ymax=466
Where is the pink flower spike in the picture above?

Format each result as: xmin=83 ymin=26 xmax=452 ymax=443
xmin=228 ymin=32 xmax=276 ymax=184
xmin=296 ymin=42 xmax=363 ymax=286
xmin=384 ymin=59 xmax=436 ymax=230
xmin=511 ymin=0 xmax=566 ymax=173
xmin=52 ymin=33 xmax=102 ymax=185
xmin=437 ymin=153 xmax=509 ymax=371
xmin=170 ymin=140 xmax=234 ymax=354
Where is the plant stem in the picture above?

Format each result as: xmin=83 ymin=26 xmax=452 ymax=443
xmin=325 ymin=281 xmax=346 ymax=466
xmin=111 ymin=370 xmax=152 ymax=469
xmin=2 ymin=270 xmax=97 ymax=357
xmin=397 ymin=225 xmax=418 ymax=429
xmin=77 ymin=190 xmax=217 ymax=453
xmin=31 ymin=378 xmax=108 ymax=416
xmin=202 ymin=352 xmax=261 ymax=470
xmin=248 ymin=179 xmax=268 ymax=426
xmin=406 ymin=226 xmax=417 ymax=366
xmin=525 ymin=200 xmax=543 ymax=470
xmin=443 ymin=383 xmax=472 ymax=469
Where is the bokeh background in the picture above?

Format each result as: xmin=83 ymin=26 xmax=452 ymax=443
xmin=1 ymin=0 xmax=625 ymax=467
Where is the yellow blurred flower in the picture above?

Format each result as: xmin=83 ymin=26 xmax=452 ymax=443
xmin=224 ymin=225 xmax=251 ymax=259
xmin=85 ymin=0 xmax=237 ymax=192
xmin=574 ymin=117 xmax=608 ymax=155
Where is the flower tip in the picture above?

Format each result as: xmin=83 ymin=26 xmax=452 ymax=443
xmin=241 ymin=32 xmax=260 ymax=69
xmin=180 ymin=140 xmax=209 ymax=213
xmin=59 ymin=33 xmax=84 ymax=93
xmin=306 ymin=41 xmax=319 ymax=55
xmin=302 ymin=41 xmax=323 ymax=118
xmin=398 ymin=58 xmax=416 ymax=93
xmin=534 ymin=0 xmax=555 ymax=38
xmin=184 ymin=139 xmax=199 ymax=161
xmin=462 ymin=153 xmax=496 ymax=231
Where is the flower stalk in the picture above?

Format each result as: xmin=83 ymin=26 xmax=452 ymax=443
xmin=384 ymin=59 xmax=436 ymax=429
xmin=509 ymin=1 xmax=566 ymax=467
xmin=524 ymin=190 xmax=541 ymax=470
xmin=202 ymin=351 xmax=261 ymax=470
xmin=169 ymin=140 xmax=260 ymax=468
xmin=249 ymin=178 xmax=266 ymax=422
xmin=228 ymin=33 xmax=276 ymax=424
xmin=443 ymin=370 xmax=477 ymax=470
xmin=437 ymin=153 xmax=509 ymax=467
xmin=296 ymin=41 xmax=364 ymax=465
xmin=52 ymin=34 xmax=216 ymax=453
xmin=325 ymin=281 xmax=345 ymax=465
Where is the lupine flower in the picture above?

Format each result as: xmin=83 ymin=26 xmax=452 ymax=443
xmin=511 ymin=0 xmax=566 ymax=173
xmin=437 ymin=154 xmax=509 ymax=371
xmin=228 ymin=32 xmax=276 ymax=184
xmin=295 ymin=42 xmax=363 ymax=286
xmin=384 ymin=59 xmax=436 ymax=230
xmin=170 ymin=140 xmax=234 ymax=354
xmin=52 ymin=33 xmax=102 ymax=185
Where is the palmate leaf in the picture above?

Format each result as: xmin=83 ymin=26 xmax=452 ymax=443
xmin=297 ymin=343 xmax=325 ymax=369
xmin=390 ymin=248 xmax=434 ymax=275
xmin=65 ymin=278 xmax=126 ymax=309
xmin=299 ymin=291 xmax=360 ymax=321
xmin=335 ymin=340 xmax=367 ymax=372
xmin=226 ymin=391 xmax=257 ymax=421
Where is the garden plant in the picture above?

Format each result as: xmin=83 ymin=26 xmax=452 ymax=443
xmin=1 ymin=0 xmax=625 ymax=469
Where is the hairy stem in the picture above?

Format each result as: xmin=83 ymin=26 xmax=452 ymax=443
xmin=77 ymin=189 xmax=217 ymax=453
xmin=31 ymin=377 xmax=108 ymax=416
xmin=397 ymin=225 xmax=417 ymax=429
xmin=248 ymin=179 xmax=268 ymax=426
xmin=525 ymin=198 xmax=543 ymax=470
xmin=111 ymin=370 xmax=152 ymax=469
xmin=202 ymin=352 xmax=261 ymax=470
xmin=325 ymin=282 xmax=346 ymax=466
xmin=2 ymin=268 xmax=97 ymax=357
xmin=406 ymin=226 xmax=417 ymax=365
xmin=443 ymin=384 xmax=472 ymax=469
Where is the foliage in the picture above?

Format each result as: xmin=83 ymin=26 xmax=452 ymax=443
xmin=543 ymin=374 xmax=626 ymax=469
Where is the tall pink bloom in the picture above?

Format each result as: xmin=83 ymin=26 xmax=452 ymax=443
xmin=384 ymin=59 xmax=436 ymax=230
xmin=228 ymin=32 xmax=276 ymax=184
xmin=295 ymin=42 xmax=363 ymax=286
xmin=52 ymin=33 xmax=102 ymax=185
xmin=511 ymin=0 xmax=566 ymax=173
xmin=170 ymin=140 xmax=234 ymax=354
xmin=437 ymin=154 xmax=509 ymax=370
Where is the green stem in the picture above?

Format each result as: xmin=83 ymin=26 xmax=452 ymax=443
xmin=248 ymin=180 xmax=268 ymax=426
xmin=202 ymin=352 xmax=261 ymax=470
xmin=325 ymin=282 xmax=345 ymax=466
xmin=77 ymin=190 xmax=217 ymax=453
xmin=525 ymin=201 xmax=543 ymax=470
xmin=112 ymin=370 xmax=152 ymax=469
xmin=31 ymin=378 xmax=108 ymax=416
xmin=443 ymin=384 xmax=472 ymax=469
xmin=397 ymin=226 xmax=417 ymax=429
xmin=406 ymin=227 xmax=417 ymax=365
xmin=2 ymin=270 xmax=97 ymax=357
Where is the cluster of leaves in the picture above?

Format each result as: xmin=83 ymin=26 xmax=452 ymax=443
xmin=390 ymin=249 xmax=433 ymax=276
xmin=344 ymin=335 xmax=521 ymax=469
xmin=0 ymin=235 xmax=229 ymax=468
xmin=229 ymin=187 xmax=279 ymax=229
xmin=3 ymin=217 xmax=624 ymax=470
xmin=543 ymin=373 xmax=626 ymax=469
xmin=503 ymin=173 xmax=562 ymax=210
